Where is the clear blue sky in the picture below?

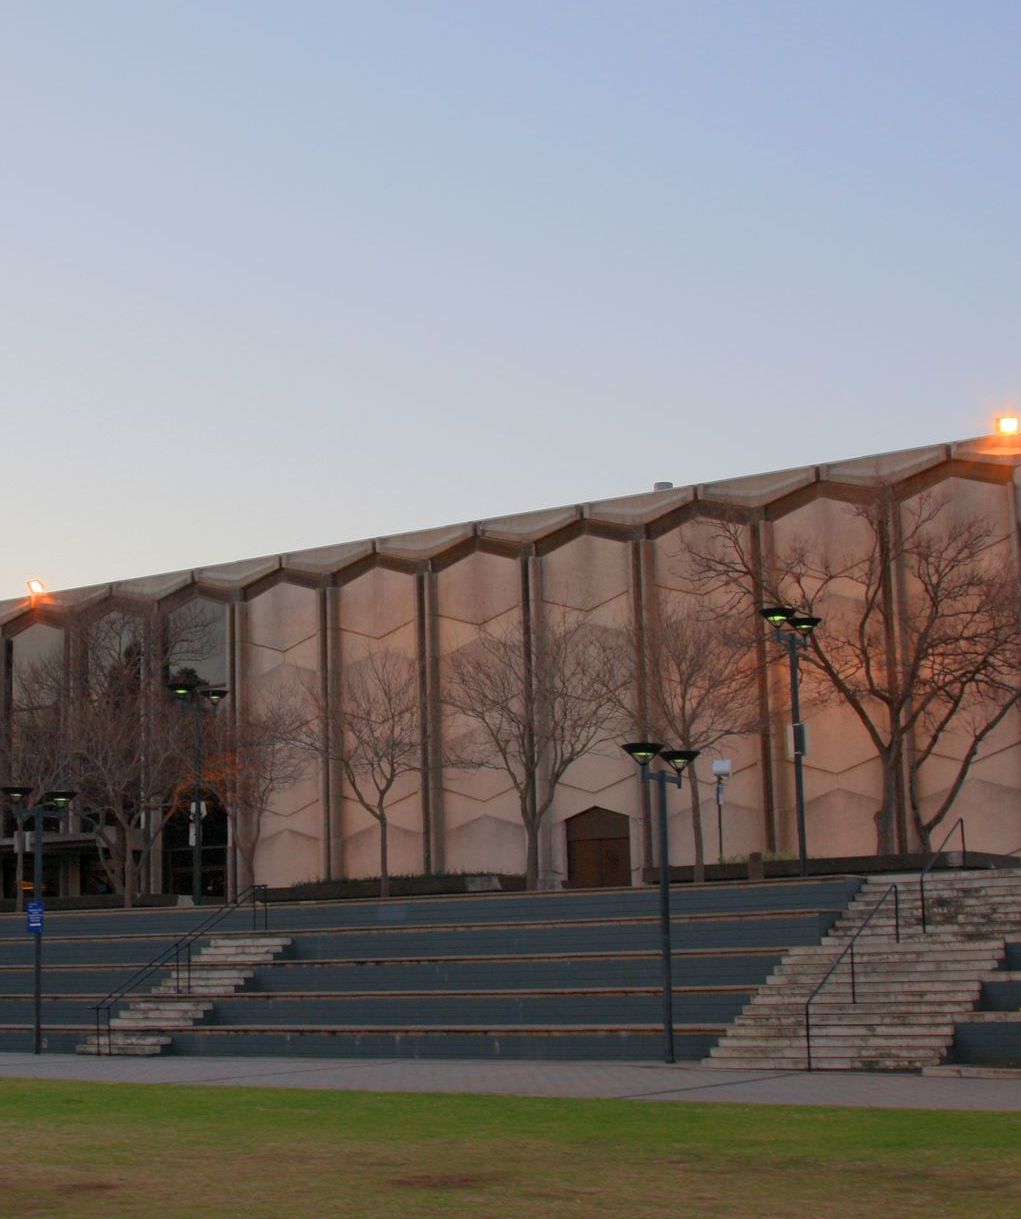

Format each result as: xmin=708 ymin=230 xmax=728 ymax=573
xmin=2 ymin=1 xmax=1019 ymax=599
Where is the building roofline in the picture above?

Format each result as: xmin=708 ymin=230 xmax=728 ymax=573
xmin=3 ymin=433 xmax=1018 ymax=625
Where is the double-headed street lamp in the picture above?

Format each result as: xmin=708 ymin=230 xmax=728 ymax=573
xmin=759 ymin=606 xmax=822 ymax=878
xmin=622 ymin=742 xmax=699 ymax=1064
xmin=1 ymin=786 xmax=76 ymax=1054
xmin=168 ymin=679 xmax=228 ymax=904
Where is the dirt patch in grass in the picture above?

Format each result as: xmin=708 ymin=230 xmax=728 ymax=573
xmin=390 ymin=1173 xmax=506 ymax=1189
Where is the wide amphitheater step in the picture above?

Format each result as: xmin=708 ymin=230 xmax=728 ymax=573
xmin=704 ymin=868 xmax=1020 ymax=1071
xmin=0 ymin=876 xmax=860 ymax=1061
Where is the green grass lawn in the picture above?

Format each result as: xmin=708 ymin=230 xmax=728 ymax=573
xmin=0 ymin=1079 xmax=1018 ymax=1219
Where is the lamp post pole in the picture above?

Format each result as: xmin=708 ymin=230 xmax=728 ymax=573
xmin=760 ymin=608 xmax=822 ymax=878
xmin=622 ymin=743 xmax=699 ymax=1064
xmin=712 ymin=759 xmax=732 ymax=864
xmin=1 ymin=786 xmax=76 ymax=1054
xmin=191 ymin=700 xmax=203 ymax=903
xmin=169 ymin=681 xmax=228 ymax=904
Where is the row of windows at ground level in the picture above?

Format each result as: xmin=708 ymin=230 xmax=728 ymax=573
xmin=0 ymin=808 xmax=640 ymax=896
xmin=0 ymin=807 xmax=230 ymax=900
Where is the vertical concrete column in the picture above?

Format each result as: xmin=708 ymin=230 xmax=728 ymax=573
xmin=878 ymin=491 xmax=909 ymax=854
xmin=750 ymin=516 xmax=778 ymax=853
xmin=324 ymin=587 xmax=344 ymax=879
xmin=629 ymin=537 xmax=654 ymax=873
xmin=518 ymin=545 xmax=541 ymax=884
xmin=525 ymin=545 xmax=560 ymax=888
xmin=317 ymin=587 xmax=332 ymax=881
xmin=417 ymin=565 xmax=444 ymax=874
xmin=227 ymin=599 xmax=241 ymax=897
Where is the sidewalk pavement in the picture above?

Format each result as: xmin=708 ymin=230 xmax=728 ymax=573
xmin=0 ymin=1053 xmax=1017 ymax=1111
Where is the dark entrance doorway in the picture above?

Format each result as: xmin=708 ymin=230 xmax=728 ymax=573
xmin=162 ymin=794 xmax=228 ymax=899
xmin=565 ymin=808 xmax=632 ymax=888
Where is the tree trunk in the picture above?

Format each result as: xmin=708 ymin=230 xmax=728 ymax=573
xmin=378 ymin=813 xmax=389 ymax=899
xmin=525 ymin=820 xmax=540 ymax=890
xmin=688 ymin=765 xmax=706 ymax=883
xmin=123 ymin=844 xmax=136 ymax=910
xmin=236 ymin=842 xmax=255 ymax=892
xmin=874 ymin=749 xmax=900 ymax=855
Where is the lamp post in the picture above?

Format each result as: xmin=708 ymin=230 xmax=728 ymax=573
xmin=622 ymin=742 xmax=700 ymax=1063
xmin=712 ymin=759 xmax=732 ymax=863
xmin=759 ymin=607 xmax=822 ymax=878
xmin=1 ymin=785 xmax=76 ymax=1054
xmin=169 ymin=680 xmax=228 ymax=903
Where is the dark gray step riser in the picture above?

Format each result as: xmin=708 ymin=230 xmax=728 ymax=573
xmin=950 ymin=1023 xmax=1021 ymax=1067
xmin=164 ymin=1028 xmax=724 ymax=1062
xmin=238 ymin=960 xmax=781 ymax=992
xmin=0 ymin=877 xmax=864 ymax=937
xmin=0 ymin=918 xmax=838 ymax=966
xmin=979 ymin=981 xmax=1021 ymax=1010
xmin=159 ymin=994 xmax=752 ymax=1025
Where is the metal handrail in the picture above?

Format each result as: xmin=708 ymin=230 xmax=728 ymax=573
xmin=920 ymin=817 xmax=967 ymax=934
xmin=92 ymin=884 xmax=269 ymax=1055
xmin=804 ymin=882 xmax=900 ymax=1072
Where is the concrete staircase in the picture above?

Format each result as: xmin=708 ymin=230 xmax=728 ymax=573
xmin=77 ymin=933 xmax=291 ymax=1056
xmin=704 ymin=869 xmax=1021 ymax=1071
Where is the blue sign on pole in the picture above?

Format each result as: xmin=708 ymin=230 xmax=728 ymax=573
xmin=26 ymin=900 xmax=44 ymax=935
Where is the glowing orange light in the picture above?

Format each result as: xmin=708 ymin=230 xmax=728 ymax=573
xmin=996 ymin=416 xmax=1019 ymax=436
xmin=26 ymin=579 xmax=45 ymax=597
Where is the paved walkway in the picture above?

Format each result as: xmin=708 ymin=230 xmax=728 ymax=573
xmin=0 ymin=1054 xmax=1016 ymax=1111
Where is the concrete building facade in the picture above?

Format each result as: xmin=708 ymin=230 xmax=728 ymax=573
xmin=2 ymin=433 xmax=1020 ymax=898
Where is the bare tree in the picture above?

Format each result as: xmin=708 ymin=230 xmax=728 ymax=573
xmin=206 ymin=698 xmax=309 ymax=891
xmin=617 ymin=599 xmax=762 ymax=879
xmin=1 ymin=693 xmax=69 ymax=910
xmin=300 ymin=649 xmax=422 ymax=898
xmin=444 ymin=613 xmax=624 ymax=889
xmin=688 ymin=493 xmax=1021 ymax=853
xmin=71 ymin=611 xmax=192 ymax=905
xmin=9 ymin=606 xmax=224 ymax=906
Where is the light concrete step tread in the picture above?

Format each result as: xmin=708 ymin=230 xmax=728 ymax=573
xmin=922 ymin=1065 xmax=1021 ymax=1079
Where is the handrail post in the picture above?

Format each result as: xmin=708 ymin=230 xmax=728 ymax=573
xmin=90 ymin=883 xmax=269 ymax=1047
xmin=803 ymin=881 xmax=899 ymax=1071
